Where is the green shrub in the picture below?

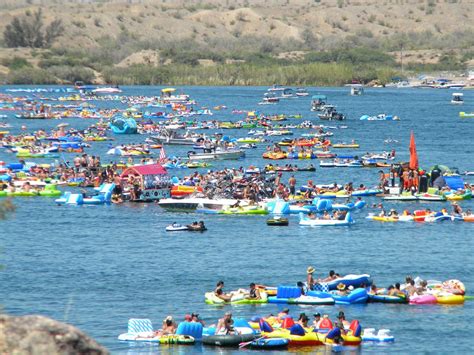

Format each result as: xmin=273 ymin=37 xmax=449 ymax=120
xmin=1 ymin=56 xmax=30 ymax=70
xmin=6 ymin=67 xmax=55 ymax=84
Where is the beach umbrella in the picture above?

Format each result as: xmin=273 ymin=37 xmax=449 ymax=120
xmin=409 ymin=131 xmax=418 ymax=170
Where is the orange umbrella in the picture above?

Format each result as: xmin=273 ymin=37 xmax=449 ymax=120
xmin=409 ymin=131 xmax=418 ymax=170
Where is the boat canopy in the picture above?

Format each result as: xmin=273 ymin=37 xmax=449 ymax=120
xmin=121 ymin=164 xmax=170 ymax=191
xmin=161 ymin=88 xmax=176 ymax=93
xmin=312 ymin=95 xmax=327 ymax=100
xmin=452 ymin=93 xmax=464 ymax=97
xmin=121 ymin=164 xmax=168 ymax=178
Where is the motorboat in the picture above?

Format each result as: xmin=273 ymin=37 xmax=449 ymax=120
xmin=349 ymin=84 xmax=364 ymax=96
xmin=160 ymin=88 xmax=191 ymax=104
xmin=451 ymin=93 xmax=464 ymax=105
xmin=310 ymin=95 xmax=327 ymax=111
xmin=158 ymin=197 xmax=240 ymax=212
xmin=295 ymin=88 xmax=309 ymax=97
xmin=360 ymin=114 xmax=399 ymax=121
xmin=317 ymin=105 xmax=346 ymax=121
xmin=259 ymin=92 xmax=280 ymax=105
xmin=92 ymin=87 xmax=122 ymax=94
xmin=148 ymin=131 xmax=201 ymax=145
xmin=187 ymin=148 xmax=245 ymax=160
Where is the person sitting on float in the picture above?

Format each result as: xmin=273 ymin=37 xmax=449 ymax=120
xmin=306 ymin=266 xmax=316 ymax=290
xmin=336 ymin=283 xmax=349 ymax=296
xmin=214 ymin=281 xmax=232 ymax=302
xmin=322 ymin=211 xmax=332 ymax=220
xmin=319 ymin=270 xmax=339 ymax=283
xmin=246 ymin=282 xmax=261 ymax=300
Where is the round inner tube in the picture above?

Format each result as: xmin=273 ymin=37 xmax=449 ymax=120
xmin=202 ymin=333 xmax=255 ymax=347
xmin=267 ymin=218 xmax=289 ymax=226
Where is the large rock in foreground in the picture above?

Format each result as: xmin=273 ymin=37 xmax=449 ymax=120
xmin=0 ymin=315 xmax=108 ymax=354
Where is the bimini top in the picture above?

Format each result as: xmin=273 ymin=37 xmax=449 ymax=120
xmin=452 ymin=93 xmax=464 ymax=96
xmin=312 ymin=95 xmax=327 ymax=100
xmin=121 ymin=164 xmax=168 ymax=177
xmin=161 ymin=88 xmax=176 ymax=93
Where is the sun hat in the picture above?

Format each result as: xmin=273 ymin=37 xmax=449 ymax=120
xmin=307 ymin=266 xmax=315 ymax=274
xmin=337 ymin=283 xmax=346 ymax=290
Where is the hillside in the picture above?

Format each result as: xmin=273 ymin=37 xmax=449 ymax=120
xmin=0 ymin=0 xmax=473 ymax=85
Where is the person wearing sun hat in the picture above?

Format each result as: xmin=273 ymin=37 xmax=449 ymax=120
xmin=336 ymin=283 xmax=349 ymax=296
xmin=306 ymin=266 xmax=316 ymax=290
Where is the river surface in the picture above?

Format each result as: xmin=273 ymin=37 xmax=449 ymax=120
xmin=0 ymin=86 xmax=473 ymax=354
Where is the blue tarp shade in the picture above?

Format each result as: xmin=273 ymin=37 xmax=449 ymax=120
xmin=312 ymin=95 xmax=327 ymax=100
xmin=444 ymin=175 xmax=464 ymax=190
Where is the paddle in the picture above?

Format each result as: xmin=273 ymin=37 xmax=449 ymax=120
xmin=465 ymin=295 xmax=474 ymax=301
xmin=239 ymin=335 xmax=266 ymax=349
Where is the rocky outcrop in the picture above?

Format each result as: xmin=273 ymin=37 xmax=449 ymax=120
xmin=0 ymin=314 xmax=108 ymax=355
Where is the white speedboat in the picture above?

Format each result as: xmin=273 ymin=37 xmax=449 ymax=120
xmin=158 ymin=197 xmax=239 ymax=212
xmin=92 ymin=87 xmax=122 ymax=93
xmin=451 ymin=93 xmax=464 ymax=105
xmin=187 ymin=148 xmax=245 ymax=160
xmin=295 ymin=88 xmax=309 ymax=97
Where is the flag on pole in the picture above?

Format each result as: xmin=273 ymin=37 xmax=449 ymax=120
xmin=409 ymin=131 xmax=418 ymax=170
xmin=159 ymin=146 xmax=166 ymax=164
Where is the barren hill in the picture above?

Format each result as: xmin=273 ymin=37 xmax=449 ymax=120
xmin=0 ymin=0 xmax=473 ymax=85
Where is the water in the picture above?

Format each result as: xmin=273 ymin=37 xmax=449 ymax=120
xmin=0 ymin=86 xmax=473 ymax=354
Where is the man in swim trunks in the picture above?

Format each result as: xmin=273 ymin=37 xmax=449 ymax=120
xmin=216 ymin=312 xmax=236 ymax=335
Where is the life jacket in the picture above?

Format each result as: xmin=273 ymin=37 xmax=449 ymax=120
xmin=281 ymin=317 xmax=295 ymax=329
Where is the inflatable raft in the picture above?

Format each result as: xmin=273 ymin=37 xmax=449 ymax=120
xmin=202 ymin=333 xmax=255 ymax=347
xmin=368 ymin=293 xmax=408 ymax=304
xmin=299 ymin=212 xmax=354 ymax=226
xmin=205 ymin=291 xmax=268 ymax=305
xmin=263 ymin=328 xmax=324 ymax=346
xmin=248 ymin=337 xmax=289 ymax=349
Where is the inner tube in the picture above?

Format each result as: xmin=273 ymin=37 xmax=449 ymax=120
xmin=186 ymin=225 xmax=207 ymax=232
xmin=202 ymin=333 xmax=255 ymax=347
xmin=266 ymin=218 xmax=289 ymax=226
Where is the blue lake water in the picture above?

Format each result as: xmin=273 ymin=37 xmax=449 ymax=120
xmin=0 ymin=86 xmax=473 ymax=354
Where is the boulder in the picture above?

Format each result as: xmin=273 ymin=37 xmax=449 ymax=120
xmin=0 ymin=314 xmax=108 ymax=354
